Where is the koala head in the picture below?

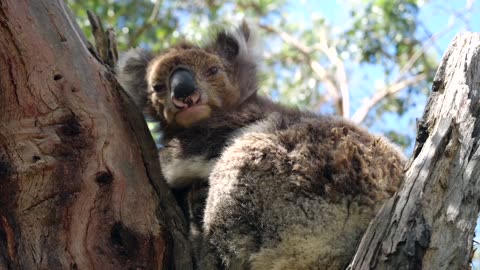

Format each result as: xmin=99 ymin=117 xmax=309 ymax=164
xmin=118 ymin=22 xmax=259 ymax=128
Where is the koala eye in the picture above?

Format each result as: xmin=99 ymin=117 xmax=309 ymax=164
xmin=206 ymin=66 xmax=219 ymax=77
xmin=152 ymin=83 xmax=166 ymax=93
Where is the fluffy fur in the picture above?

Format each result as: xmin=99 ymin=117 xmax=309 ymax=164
xmin=117 ymin=22 xmax=405 ymax=269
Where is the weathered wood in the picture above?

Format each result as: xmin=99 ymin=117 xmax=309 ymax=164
xmin=0 ymin=1 xmax=192 ymax=269
xmin=87 ymin=10 xmax=118 ymax=69
xmin=349 ymin=33 xmax=480 ymax=270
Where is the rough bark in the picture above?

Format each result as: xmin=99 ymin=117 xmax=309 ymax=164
xmin=0 ymin=1 xmax=192 ymax=269
xmin=349 ymin=32 xmax=480 ymax=270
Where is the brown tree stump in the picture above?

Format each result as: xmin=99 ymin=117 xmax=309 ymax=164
xmin=0 ymin=1 xmax=192 ymax=269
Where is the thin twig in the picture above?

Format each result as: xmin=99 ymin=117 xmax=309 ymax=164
xmin=351 ymin=73 xmax=427 ymax=124
xmin=127 ymin=0 xmax=162 ymax=48
xmin=258 ymin=23 xmax=341 ymax=104
xmin=351 ymin=20 xmax=456 ymax=124
xmin=315 ymin=30 xmax=350 ymax=118
xmin=396 ymin=23 xmax=455 ymax=83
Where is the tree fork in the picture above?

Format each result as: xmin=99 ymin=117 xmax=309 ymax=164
xmin=349 ymin=33 xmax=480 ymax=270
xmin=0 ymin=1 xmax=192 ymax=269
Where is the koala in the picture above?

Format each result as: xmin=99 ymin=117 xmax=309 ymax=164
xmin=117 ymin=22 xmax=405 ymax=270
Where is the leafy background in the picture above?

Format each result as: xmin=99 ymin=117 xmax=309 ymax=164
xmin=67 ymin=0 xmax=480 ymax=266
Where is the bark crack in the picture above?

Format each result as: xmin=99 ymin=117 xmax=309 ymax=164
xmin=0 ymin=215 xmax=16 ymax=262
xmin=20 ymin=192 xmax=62 ymax=213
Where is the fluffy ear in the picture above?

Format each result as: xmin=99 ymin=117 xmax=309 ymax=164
xmin=116 ymin=48 xmax=154 ymax=110
xmin=213 ymin=21 xmax=259 ymax=62
xmin=212 ymin=21 xmax=260 ymax=103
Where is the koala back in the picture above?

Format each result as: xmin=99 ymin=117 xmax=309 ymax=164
xmin=201 ymin=112 xmax=405 ymax=269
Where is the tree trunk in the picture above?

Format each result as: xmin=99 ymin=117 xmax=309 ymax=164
xmin=0 ymin=1 xmax=192 ymax=269
xmin=349 ymin=32 xmax=480 ymax=269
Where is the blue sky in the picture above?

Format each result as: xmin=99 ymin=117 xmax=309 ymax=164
xmin=279 ymin=1 xmax=480 ymax=153
xmin=288 ymin=1 xmax=480 ymax=49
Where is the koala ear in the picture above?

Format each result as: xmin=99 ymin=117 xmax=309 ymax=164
xmin=215 ymin=31 xmax=241 ymax=61
xmin=116 ymin=48 xmax=154 ymax=110
xmin=212 ymin=21 xmax=260 ymax=103
xmin=213 ymin=21 xmax=253 ymax=62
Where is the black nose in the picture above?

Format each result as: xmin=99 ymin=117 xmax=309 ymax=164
xmin=170 ymin=68 xmax=196 ymax=100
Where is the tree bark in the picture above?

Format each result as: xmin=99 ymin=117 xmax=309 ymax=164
xmin=349 ymin=32 xmax=480 ymax=270
xmin=0 ymin=1 xmax=192 ymax=269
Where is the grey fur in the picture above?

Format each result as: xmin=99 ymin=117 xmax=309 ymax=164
xmin=200 ymin=112 xmax=404 ymax=269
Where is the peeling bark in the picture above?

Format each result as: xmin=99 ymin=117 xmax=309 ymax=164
xmin=0 ymin=1 xmax=192 ymax=269
xmin=349 ymin=33 xmax=480 ymax=270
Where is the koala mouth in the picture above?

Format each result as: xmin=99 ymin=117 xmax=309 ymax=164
xmin=172 ymin=90 xmax=211 ymax=127
xmin=172 ymin=89 xmax=201 ymax=109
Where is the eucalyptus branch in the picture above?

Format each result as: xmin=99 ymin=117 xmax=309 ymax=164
xmin=397 ymin=22 xmax=455 ymax=82
xmin=351 ymin=73 xmax=428 ymax=124
xmin=315 ymin=30 xmax=350 ymax=118
xmin=258 ymin=24 xmax=341 ymax=105
xmin=351 ymin=22 xmax=455 ymax=125
xmin=127 ymin=0 xmax=162 ymax=48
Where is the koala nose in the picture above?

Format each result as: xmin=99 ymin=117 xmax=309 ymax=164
xmin=170 ymin=68 xmax=196 ymax=100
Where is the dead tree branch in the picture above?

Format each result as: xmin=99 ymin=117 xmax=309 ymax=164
xmin=349 ymin=32 xmax=480 ymax=270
